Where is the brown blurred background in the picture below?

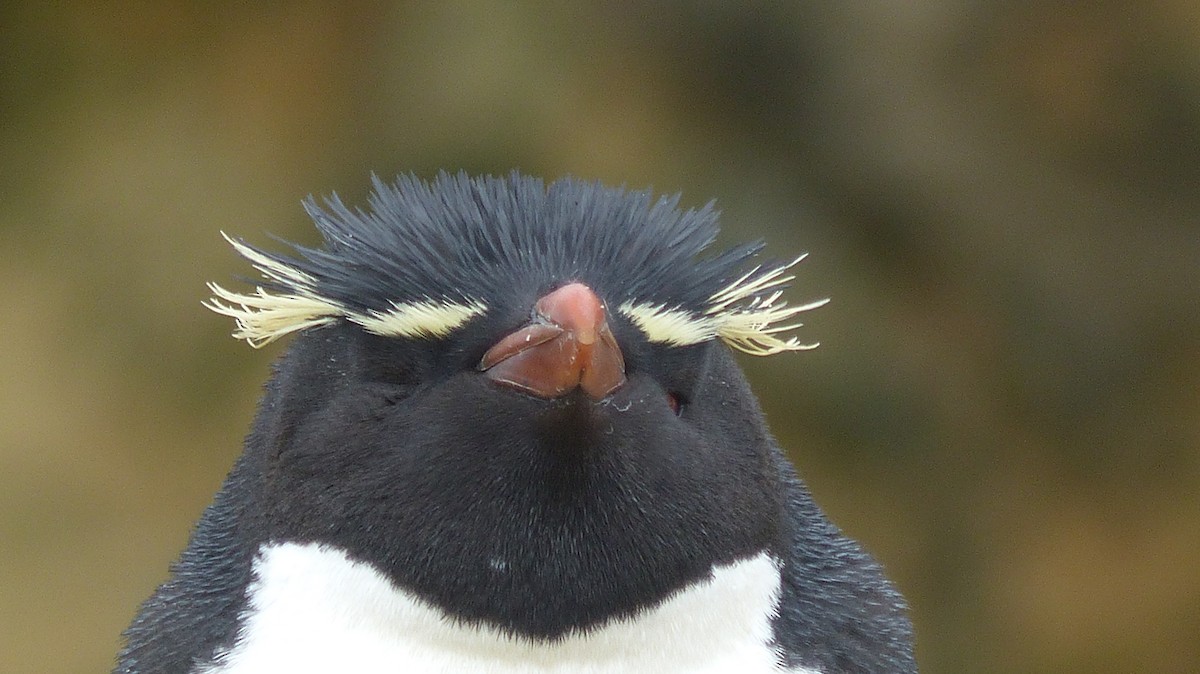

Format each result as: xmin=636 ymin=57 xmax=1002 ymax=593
xmin=2 ymin=3 xmax=1198 ymax=672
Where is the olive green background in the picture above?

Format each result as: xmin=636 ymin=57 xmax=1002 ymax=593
xmin=2 ymin=3 xmax=1197 ymax=673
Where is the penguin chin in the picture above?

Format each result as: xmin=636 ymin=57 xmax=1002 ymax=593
xmin=528 ymin=391 xmax=615 ymax=456
xmin=483 ymin=376 xmax=656 ymax=463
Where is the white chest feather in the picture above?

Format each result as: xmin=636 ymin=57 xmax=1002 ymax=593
xmin=195 ymin=542 xmax=819 ymax=674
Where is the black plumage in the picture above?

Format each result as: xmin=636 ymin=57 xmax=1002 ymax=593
xmin=116 ymin=172 xmax=916 ymax=674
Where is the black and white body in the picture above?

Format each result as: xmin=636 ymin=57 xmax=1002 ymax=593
xmin=116 ymin=173 xmax=916 ymax=674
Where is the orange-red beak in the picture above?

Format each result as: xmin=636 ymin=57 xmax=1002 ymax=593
xmin=478 ymin=282 xmax=626 ymax=400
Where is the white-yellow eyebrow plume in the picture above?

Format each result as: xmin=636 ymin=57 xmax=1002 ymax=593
xmin=204 ymin=284 xmax=342 ymax=348
xmin=351 ymin=299 xmax=488 ymax=339
xmin=205 ymin=234 xmax=486 ymax=347
xmin=221 ymin=232 xmax=318 ymax=289
xmin=617 ymin=255 xmax=828 ymax=355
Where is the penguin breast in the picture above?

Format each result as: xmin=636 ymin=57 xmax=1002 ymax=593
xmin=195 ymin=541 xmax=821 ymax=674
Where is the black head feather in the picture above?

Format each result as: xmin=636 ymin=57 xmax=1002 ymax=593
xmin=283 ymin=171 xmax=760 ymax=318
xmin=207 ymin=172 xmax=825 ymax=352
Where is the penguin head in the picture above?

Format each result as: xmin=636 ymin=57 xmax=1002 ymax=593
xmin=206 ymin=172 xmax=829 ymax=639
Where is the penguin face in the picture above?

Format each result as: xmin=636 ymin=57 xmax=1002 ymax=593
xmin=254 ymin=295 xmax=781 ymax=638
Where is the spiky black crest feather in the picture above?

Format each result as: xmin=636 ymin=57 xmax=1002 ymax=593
xmin=207 ymin=171 xmax=826 ymax=351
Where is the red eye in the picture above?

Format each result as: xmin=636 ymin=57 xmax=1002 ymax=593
xmin=666 ymin=392 xmax=683 ymax=416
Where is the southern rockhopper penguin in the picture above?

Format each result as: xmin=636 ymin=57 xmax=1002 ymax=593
xmin=115 ymin=172 xmax=917 ymax=673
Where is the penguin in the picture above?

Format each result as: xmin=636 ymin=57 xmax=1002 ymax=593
xmin=115 ymin=172 xmax=917 ymax=674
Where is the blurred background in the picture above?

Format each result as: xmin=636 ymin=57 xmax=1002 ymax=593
xmin=2 ymin=2 xmax=1197 ymax=672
